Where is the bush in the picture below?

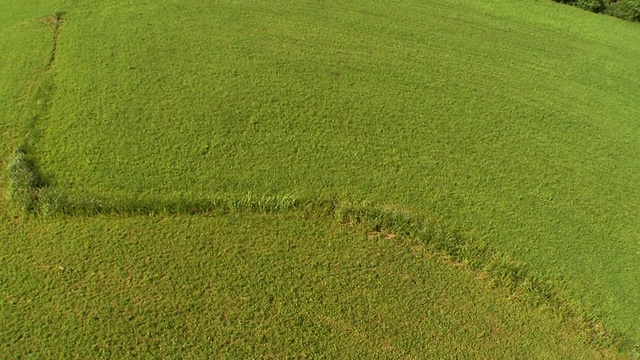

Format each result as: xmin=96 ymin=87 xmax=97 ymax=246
xmin=576 ymin=0 xmax=606 ymax=12
xmin=5 ymin=147 xmax=43 ymax=214
xmin=606 ymin=0 xmax=640 ymax=21
xmin=552 ymin=0 xmax=640 ymax=21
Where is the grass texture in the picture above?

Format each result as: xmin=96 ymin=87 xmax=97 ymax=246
xmin=28 ymin=0 xmax=640 ymax=338
xmin=1 ymin=0 xmax=639 ymax=355
xmin=0 ymin=0 xmax=61 ymax=161
xmin=0 ymin=213 xmax=611 ymax=358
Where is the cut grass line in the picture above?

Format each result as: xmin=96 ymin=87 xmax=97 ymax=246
xmin=7 ymin=118 xmax=638 ymax=352
xmin=7 ymin=129 xmax=637 ymax=352
xmin=12 ymin=188 xmax=637 ymax=353
xmin=34 ymin=192 xmax=306 ymax=217
xmin=332 ymin=201 xmax=639 ymax=353
xmin=47 ymin=11 xmax=64 ymax=69
xmin=4 ymin=11 xmax=64 ymax=215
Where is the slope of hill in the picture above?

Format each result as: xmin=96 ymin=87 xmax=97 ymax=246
xmin=0 ymin=212 xmax=613 ymax=358
xmin=2 ymin=0 xmax=639 ymax=355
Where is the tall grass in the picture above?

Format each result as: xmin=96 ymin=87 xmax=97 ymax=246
xmin=29 ymin=192 xmax=303 ymax=217
xmin=5 ymin=147 xmax=43 ymax=215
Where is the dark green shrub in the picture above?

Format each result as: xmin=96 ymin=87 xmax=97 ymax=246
xmin=576 ymin=0 xmax=606 ymax=12
xmin=552 ymin=0 xmax=640 ymax=21
xmin=606 ymin=0 xmax=640 ymax=21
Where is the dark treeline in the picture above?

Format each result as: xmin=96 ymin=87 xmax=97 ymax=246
xmin=555 ymin=0 xmax=640 ymax=22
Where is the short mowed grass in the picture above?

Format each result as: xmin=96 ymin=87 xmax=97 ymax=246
xmin=0 ymin=212 xmax=606 ymax=358
xmin=1 ymin=0 xmax=639 ymax=356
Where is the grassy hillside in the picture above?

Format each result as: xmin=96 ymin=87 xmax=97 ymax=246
xmin=0 ymin=212 xmax=609 ymax=358
xmin=25 ymin=0 xmax=640 ymax=336
xmin=1 ymin=0 xmax=639 ymax=355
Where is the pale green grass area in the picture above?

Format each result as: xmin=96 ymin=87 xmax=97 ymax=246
xmin=0 ymin=213 xmax=609 ymax=358
xmin=27 ymin=0 xmax=640 ymax=338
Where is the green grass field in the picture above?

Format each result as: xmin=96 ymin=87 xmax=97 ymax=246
xmin=2 ymin=0 xmax=640 ymax=356
xmin=0 ymin=212 xmax=611 ymax=357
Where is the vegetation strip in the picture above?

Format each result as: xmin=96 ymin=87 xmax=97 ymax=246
xmin=47 ymin=11 xmax=64 ymax=69
xmin=332 ymin=202 xmax=638 ymax=353
xmin=5 ymin=95 xmax=637 ymax=354
xmin=4 ymin=12 xmax=63 ymax=215
xmin=5 ymin=179 xmax=636 ymax=352
xmin=552 ymin=0 xmax=640 ymax=22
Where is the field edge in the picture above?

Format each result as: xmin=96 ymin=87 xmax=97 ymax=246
xmin=4 ymin=182 xmax=637 ymax=354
